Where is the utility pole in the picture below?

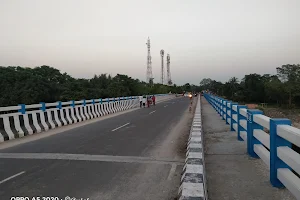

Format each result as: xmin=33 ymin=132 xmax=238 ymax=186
xmin=160 ymin=49 xmax=164 ymax=84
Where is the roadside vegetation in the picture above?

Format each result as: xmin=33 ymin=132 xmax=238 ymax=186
xmin=0 ymin=65 xmax=201 ymax=107
xmin=199 ymin=64 xmax=300 ymax=127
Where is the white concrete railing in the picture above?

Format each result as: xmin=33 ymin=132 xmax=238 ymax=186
xmin=204 ymin=93 xmax=300 ymax=199
xmin=0 ymin=94 xmax=175 ymax=142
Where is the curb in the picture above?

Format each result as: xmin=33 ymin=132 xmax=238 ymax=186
xmin=178 ymin=96 xmax=208 ymax=200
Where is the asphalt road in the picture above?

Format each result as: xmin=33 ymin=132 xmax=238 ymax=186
xmin=0 ymin=97 xmax=193 ymax=200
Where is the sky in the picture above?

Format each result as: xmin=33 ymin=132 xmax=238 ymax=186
xmin=0 ymin=0 xmax=300 ymax=85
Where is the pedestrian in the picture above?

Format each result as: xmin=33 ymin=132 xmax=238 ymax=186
xmin=139 ymin=95 xmax=143 ymax=108
xmin=147 ymin=96 xmax=150 ymax=108
xmin=152 ymin=95 xmax=156 ymax=106
xmin=142 ymin=95 xmax=146 ymax=108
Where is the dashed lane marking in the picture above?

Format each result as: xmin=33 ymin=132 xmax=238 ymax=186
xmin=0 ymin=171 xmax=25 ymax=185
xmin=111 ymin=123 xmax=130 ymax=132
xmin=149 ymin=110 xmax=156 ymax=114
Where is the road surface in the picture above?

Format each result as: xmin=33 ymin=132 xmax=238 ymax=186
xmin=0 ymin=97 xmax=195 ymax=200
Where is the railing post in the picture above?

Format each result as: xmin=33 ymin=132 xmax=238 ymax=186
xmin=225 ymin=101 xmax=232 ymax=125
xmin=247 ymin=109 xmax=263 ymax=158
xmin=217 ymin=97 xmax=221 ymax=115
xmin=18 ymin=104 xmax=26 ymax=114
xmin=223 ymin=99 xmax=227 ymax=119
xmin=56 ymin=101 xmax=62 ymax=109
xmin=222 ymin=100 xmax=227 ymax=120
xmin=230 ymin=102 xmax=238 ymax=131
xmin=269 ymin=118 xmax=292 ymax=188
xmin=217 ymin=98 xmax=221 ymax=116
xmin=220 ymin=98 xmax=224 ymax=117
xmin=220 ymin=99 xmax=223 ymax=117
xmin=237 ymin=105 xmax=247 ymax=141
xmin=214 ymin=96 xmax=217 ymax=111
xmin=40 ymin=102 xmax=46 ymax=112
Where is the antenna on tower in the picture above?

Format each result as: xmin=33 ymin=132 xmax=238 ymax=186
xmin=160 ymin=49 xmax=165 ymax=84
xmin=146 ymin=37 xmax=153 ymax=84
xmin=167 ymin=54 xmax=172 ymax=85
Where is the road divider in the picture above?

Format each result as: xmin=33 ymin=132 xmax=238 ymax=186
xmin=178 ymin=96 xmax=207 ymax=200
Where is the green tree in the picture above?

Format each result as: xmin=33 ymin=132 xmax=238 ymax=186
xmin=277 ymin=64 xmax=300 ymax=107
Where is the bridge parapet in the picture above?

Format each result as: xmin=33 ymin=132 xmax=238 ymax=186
xmin=0 ymin=94 xmax=175 ymax=143
xmin=204 ymin=93 xmax=300 ymax=199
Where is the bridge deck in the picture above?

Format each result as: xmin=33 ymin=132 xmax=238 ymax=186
xmin=202 ymin=97 xmax=295 ymax=200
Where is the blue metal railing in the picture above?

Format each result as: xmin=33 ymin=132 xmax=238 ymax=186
xmin=204 ymin=93 xmax=300 ymax=199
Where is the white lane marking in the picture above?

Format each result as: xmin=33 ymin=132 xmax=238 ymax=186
xmin=164 ymin=105 xmax=168 ymax=108
xmin=111 ymin=123 xmax=130 ymax=132
xmin=0 ymin=171 xmax=25 ymax=185
xmin=149 ymin=110 xmax=156 ymax=114
xmin=167 ymin=164 xmax=177 ymax=180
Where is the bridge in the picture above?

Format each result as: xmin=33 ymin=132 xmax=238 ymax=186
xmin=0 ymin=93 xmax=299 ymax=200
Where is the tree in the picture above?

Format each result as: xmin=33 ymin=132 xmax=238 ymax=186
xmin=264 ymin=75 xmax=284 ymax=105
xmin=240 ymin=74 xmax=265 ymax=103
xmin=277 ymin=64 xmax=300 ymax=107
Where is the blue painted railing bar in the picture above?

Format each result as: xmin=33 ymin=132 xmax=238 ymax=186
xmin=203 ymin=93 xmax=300 ymax=199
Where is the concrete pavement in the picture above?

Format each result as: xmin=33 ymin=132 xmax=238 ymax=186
xmin=202 ymin=97 xmax=295 ymax=200
xmin=0 ymin=97 xmax=195 ymax=200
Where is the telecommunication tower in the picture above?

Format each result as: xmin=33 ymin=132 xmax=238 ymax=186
xmin=146 ymin=37 xmax=153 ymax=84
xmin=160 ymin=49 xmax=165 ymax=84
xmin=167 ymin=54 xmax=172 ymax=85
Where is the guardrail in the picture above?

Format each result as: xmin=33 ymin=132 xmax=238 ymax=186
xmin=204 ymin=93 xmax=300 ymax=199
xmin=0 ymin=94 xmax=175 ymax=143
xmin=178 ymin=96 xmax=207 ymax=200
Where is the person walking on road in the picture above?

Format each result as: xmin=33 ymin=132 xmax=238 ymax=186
xmin=142 ymin=95 xmax=146 ymax=108
xmin=152 ymin=95 xmax=156 ymax=106
xmin=139 ymin=95 xmax=143 ymax=108
xmin=147 ymin=96 xmax=150 ymax=108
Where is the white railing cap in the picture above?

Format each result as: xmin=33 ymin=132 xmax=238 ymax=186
xmin=277 ymin=125 xmax=300 ymax=148
xmin=45 ymin=102 xmax=58 ymax=107
xmin=232 ymin=105 xmax=237 ymax=111
xmin=240 ymin=108 xmax=247 ymax=117
xmin=0 ymin=105 xmax=21 ymax=112
xmin=26 ymin=104 xmax=42 ymax=109
xmin=253 ymin=114 xmax=270 ymax=130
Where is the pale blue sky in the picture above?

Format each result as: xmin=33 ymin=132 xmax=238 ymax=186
xmin=1 ymin=0 xmax=300 ymax=85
